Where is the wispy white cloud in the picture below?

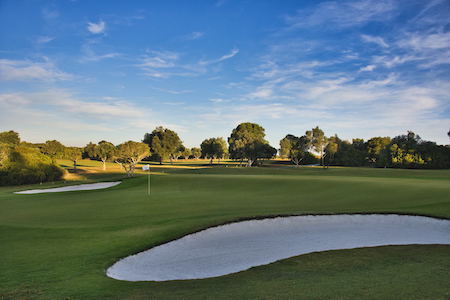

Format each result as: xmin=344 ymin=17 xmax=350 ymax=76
xmin=87 ymin=21 xmax=106 ymax=34
xmin=0 ymin=90 xmax=143 ymax=118
xmin=218 ymin=48 xmax=239 ymax=61
xmin=80 ymin=43 xmax=120 ymax=62
xmin=138 ymin=48 xmax=238 ymax=78
xmin=398 ymin=32 xmax=450 ymax=51
xmin=0 ymin=59 xmax=72 ymax=81
xmin=0 ymin=91 xmax=153 ymax=146
xmin=138 ymin=51 xmax=193 ymax=78
xmin=185 ymin=31 xmax=205 ymax=40
xmin=209 ymin=98 xmax=228 ymax=103
xmin=285 ymin=0 xmax=396 ymax=30
xmin=359 ymin=64 xmax=376 ymax=72
xmin=372 ymin=55 xmax=422 ymax=68
xmin=140 ymin=51 xmax=178 ymax=69
xmin=361 ymin=34 xmax=389 ymax=48
xmin=199 ymin=48 xmax=239 ymax=65
xmin=36 ymin=36 xmax=55 ymax=45
xmin=248 ymin=88 xmax=274 ymax=99
xmin=151 ymin=87 xmax=193 ymax=94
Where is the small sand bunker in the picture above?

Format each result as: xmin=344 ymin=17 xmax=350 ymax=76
xmin=15 ymin=181 xmax=121 ymax=194
xmin=106 ymin=214 xmax=450 ymax=282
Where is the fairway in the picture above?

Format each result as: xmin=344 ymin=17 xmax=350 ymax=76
xmin=1 ymin=163 xmax=450 ymax=299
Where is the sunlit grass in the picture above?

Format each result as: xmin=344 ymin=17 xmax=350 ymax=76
xmin=1 ymin=162 xmax=449 ymax=299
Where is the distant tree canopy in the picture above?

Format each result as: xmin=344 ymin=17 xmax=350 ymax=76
xmin=322 ymin=131 xmax=450 ymax=169
xmin=41 ymin=140 xmax=65 ymax=160
xmin=115 ymin=141 xmax=150 ymax=177
xmin=1 ymin=126 xmax=449 ymax=186
xmin=0 ymin=131 xmax=63 ymax=186
xmin=280 ymin=134 xmax=316 ymax=167
xmin=306 ymin=126 xmax=328 ymax=168
xmin=228 ymin=122 xmax=277 ymax=166
xmin=95 ymin=141 xmax=116 ymax=170
xmin=367 ymin=137 xmax=391 ymax=164
xmin=190 ymin=147 xmax=201 ymax=159
xmin=0 ymin=130 xmax=20 ymax=145
xmin=280 ymin=129 xmax=449 ymax=169
xmin=180 ymin=146 xmax=191 ymax=159
xmin=201 ymin=137 xmax=228 ymax=164
xmin=143 ymin=127 xmax=183 ymax=164
xmin=83 ymin=142 xmax=97 ymax=159
xmin=64 ymin=147 xmax=83 ymax=170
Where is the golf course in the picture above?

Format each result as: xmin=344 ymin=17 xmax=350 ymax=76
xmin=1 ymin=160 xmax=449 ymax=299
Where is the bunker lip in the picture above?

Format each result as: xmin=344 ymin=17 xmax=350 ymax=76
xmin=14 ymin=181 xmax=121 ymax=194
xmin=106 ymin=214 xmax=450 ymax=282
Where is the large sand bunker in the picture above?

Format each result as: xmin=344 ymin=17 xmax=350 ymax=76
xmin=15 ymin=181 xmax=121 ymax=194
xmin=106 ymin=214 xmax=450 ymax=282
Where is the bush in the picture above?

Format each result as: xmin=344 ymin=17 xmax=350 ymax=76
xmin=0 ymin=144 xmax=64 ymax=186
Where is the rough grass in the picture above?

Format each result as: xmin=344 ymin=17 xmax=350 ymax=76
xmin=0 ymin=160 xmax=449 ymax=299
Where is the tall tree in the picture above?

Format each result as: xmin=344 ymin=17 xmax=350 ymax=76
xmin=325 ymin=136 xmax=339 ymax=167
xmin=0 ymin=130 xmax=20 ymax=145
xmin=306 ymin=126 xmax=328 ymax=168
xmin=143 ymin=127 xmax=183 ymax=164
xmin=181 ymin=147 xmax=191 ymax=159
xmin=174 ymin=145 xmax=187 ymax=160
xmin=279 ymin=134 xmax=309 ymax=167
xmin=201 ymin=137 xmax=228 ymax=164
xmin=41 ymin=140 xmax=65 ymax=161
xmin=115 ymin=141 xmax=150 ymax=177
xmin=228 ymin=122 xmax=274 ymax=166
xmin=95 ymin=141 xmax=115 ymax=170
xmin=191 ymin=147 xmax=201 ymax=159
xmin=83 ymin=142 xmax=97 ymax=159
xmin=367 ymin=137 xmax=391 ymax=165
xmin=64 ymin=147 xmax=82 ymax=170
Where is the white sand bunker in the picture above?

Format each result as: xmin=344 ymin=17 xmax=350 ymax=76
xmin=107 ymin=214 xmax=450 ymax=282
xmin=15 ymin=181 xmax=121 ymax=194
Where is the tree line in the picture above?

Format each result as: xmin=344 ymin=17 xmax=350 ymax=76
xmin=280 ymin=127 xmax=450 ymax=169
xmin=1 ymin=123 xmax=449 ymax=185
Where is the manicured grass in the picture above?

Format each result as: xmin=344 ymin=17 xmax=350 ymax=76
xmin=1 ymin=161 xmax=449 ymax=299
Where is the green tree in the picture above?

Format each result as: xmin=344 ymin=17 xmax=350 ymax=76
xmin=143 ymin=127 xmax=183 ymax=164
xmin=181 ymin=147 xmax=191 ymax=159
xmin=0 ymin=144 xmax=64 ymax=186
xmin=41 ymin=140 xmax=65 ymax=161
xmin=228 ymin=122 xmax=274 ymax=166
xmin=279 ymin=134 xmax=309 ymax=167
xmin=64 ymin=147 xmax=82 ymax=170
xmin=255 ymin=142 xmax=277 ymax=165
xmin=191 ymin=147 xmax=201 ymax=159
xmin=367 ymin=137 xmax=391 ymax=165
xmin=0 ymin=130 xmax=20 ymax=145
xmin=115 ymin=141 xmax=150 ymax=177
xmin=95 ymin=141 xmax=116 ymax=170
xmin=201 ymin=137 xmax=228 ymax=164
xmin=174 ymin=145 xmax=187 ymax=160
xmin=306 ymin=126 xmax=328 ymax=168
xmin=83 ymin=142 xmax=97 ymax=159
xmin=325 ymin=138 xmax=339 ymax=167
xmin=279 ymin=134 xmax=295 ymax=159
xmin=0 ymin=143 xmax=13 ymax=169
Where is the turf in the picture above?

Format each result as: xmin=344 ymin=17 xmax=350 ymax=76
xmin=0 ymin=161 xmax=449 ymax=299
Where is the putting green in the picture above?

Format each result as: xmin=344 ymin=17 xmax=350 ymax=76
xmin=1 ymin=165 xmax=449 ymax=299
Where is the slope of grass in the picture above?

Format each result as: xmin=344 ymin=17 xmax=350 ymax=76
xmin=0 ymin=162 xmax=449 ymax=299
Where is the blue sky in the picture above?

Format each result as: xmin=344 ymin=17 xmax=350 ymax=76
xmin=0 ymin=0 xmax=449 ymax=147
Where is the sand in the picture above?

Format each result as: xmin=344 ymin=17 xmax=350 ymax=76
xmin=106 ymin=214 xmax=450 ymax=282
xmin=14 ymin=181 xmax=121 ymax=194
